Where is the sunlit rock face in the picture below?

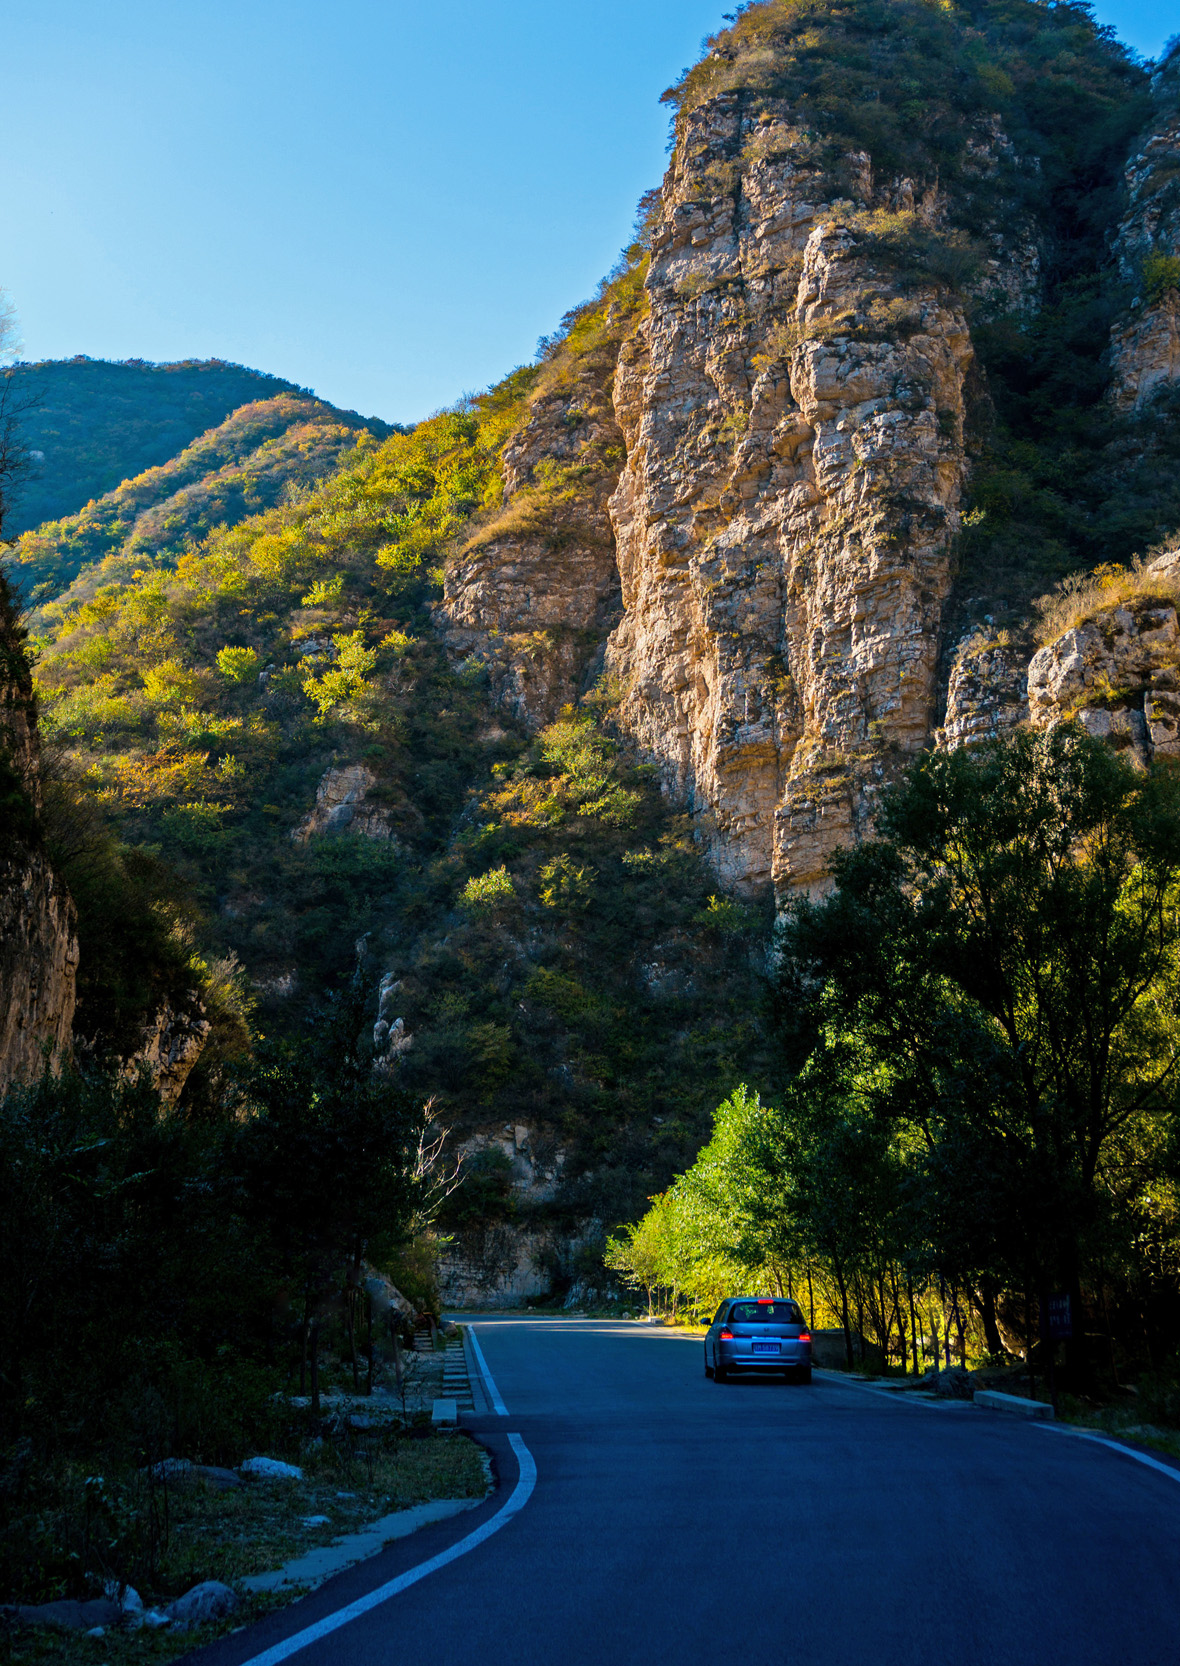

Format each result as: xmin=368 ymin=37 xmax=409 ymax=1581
xmin=605 ymin=98 xmax=973 ymax=897
xmin=1108 ymin=60 xmax=1180 ymax=414
xmin=938 ymin=551 xmax=1180 ymax=771
xmin=442 ymin=64 xmax=1180 ymax=903
xmin=439 ymin=357 xmax=625 ymax=733
xmin=937 ymin=637 xmax=1031 ymax=752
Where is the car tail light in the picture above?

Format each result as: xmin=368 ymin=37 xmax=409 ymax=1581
xmin=757 ymin=1297 xmax=773 ymax=1304
xmin=799 ymin=1332 xmax=811 ymax=1343
xmin=719 ymin=1329 xmax=733 ymax=1340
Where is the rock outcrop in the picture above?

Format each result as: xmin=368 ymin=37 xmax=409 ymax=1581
xmin=121 ymin=1000 xmax=211 ymax=1105
xmin=0 ymin=581 xmax=78 ymax=1091
xmin=938 ymin=636 xmax=1030 ymax=750
xmin=444 ymin=97 xmax=976 ymax=896
xmin=939 ymin=551 xmax=1180 ymax=767
xmin=1027 ymin=586 xmax=1180 ymax=768
xmin=438 ymin=311 xmax=630 ymax=729
xmin=605 ymin=99 xmax=973 ymax=895
xmin=1109 ymin=46 xmax=1180 ymax=413
xmin=294 ymin=762 xmax=397 ymax=842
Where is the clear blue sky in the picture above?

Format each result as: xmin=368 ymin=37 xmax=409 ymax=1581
xmin=2 ymin=1 xmax=1174 ymax=425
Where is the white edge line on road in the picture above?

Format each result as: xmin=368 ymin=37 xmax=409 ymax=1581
xmin=467 ymin=1327 xmax=509 ymax=1415
xmin=1034 ymin=1421 xmax=1180 ymax=1485
xmin=234 ymin=1433 xmax=536 ymax=1666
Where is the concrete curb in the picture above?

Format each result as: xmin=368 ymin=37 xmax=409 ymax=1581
xmin=974 ymin=1388 xmax=1055 ymax=1420
xmin=240 ymin=1496 xmax=485 ymax=1593
xmin=462 ymin=1324 xmax=494 ymax=1416
xmin=812 ymin=1369 xmax=973 ymax=1407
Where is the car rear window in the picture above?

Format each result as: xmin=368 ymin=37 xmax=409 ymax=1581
xmin=728 ymin=1302 xmax=803 ymax=1324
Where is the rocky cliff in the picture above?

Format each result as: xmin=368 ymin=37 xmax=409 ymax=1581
xmin=444 ymin=101 xmax=979 ymax=895
xmin=604 ymin=100 xmax=975 ymax=896
xmin=0 ymin=577 xmax=77 ymax=1089
xmin=1109 ymin=49 xmax=1180 ymax=414
xmin=440 ymin=13 xmax=1180 ymax=900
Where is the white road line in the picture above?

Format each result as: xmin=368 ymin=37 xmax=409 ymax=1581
xmin=1036 ymin=1422 xmax=1180 ymax=1485
xmin=468 ymin=1327 xmax=509 ymax=1415
xmin=234 ymin=1434 xmax=536 ymax=1666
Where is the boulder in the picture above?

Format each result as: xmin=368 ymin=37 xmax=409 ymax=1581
xmin=934 ymin=1365 xmax=975 ymax=1399
xmin=240 ymin=1455 xmax=303 ymax=1481
xmin=103 ymin=1581 xmax=144 ymax=1615
xmin=150 ymin=1458 xmax=193 ymax=1483
xmin=165 ymin=1581 xmax=238 ymax=1631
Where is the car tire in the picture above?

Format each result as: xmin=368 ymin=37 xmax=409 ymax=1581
xmin=797 ymin=1366 xmax=812 ymax=1384
xmin=714 ymin=1356 xmax=728 ymax=1383
xmin=704 ymin=1347 xmax=714 ymax=1378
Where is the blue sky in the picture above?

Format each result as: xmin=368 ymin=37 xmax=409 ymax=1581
xmin=2 ymin=0 xmax=1174 ymax=425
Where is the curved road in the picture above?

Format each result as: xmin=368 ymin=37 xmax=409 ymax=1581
xmin=197 ymin=1316 xmax=1180 ymax=1666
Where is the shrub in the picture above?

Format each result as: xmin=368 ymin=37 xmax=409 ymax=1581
xmin=142 ymin=657 xmax=201 ymax=706
xmin=538 ymin=853 xmax=596 ymax=911
xmin=1033 ymin=555 xmax=1180 ymax=646
xmin=1143 ymin=252 xmax=1180 ymax=307
xmin=301 ymin=630 xmax=378 ymax=716
xmin=458 ymin=865 xmax=516 ymax=912
xmin=217 ymin=644 xmax=262 ymax=682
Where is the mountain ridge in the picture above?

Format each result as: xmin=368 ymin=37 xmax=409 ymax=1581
xmin=3 ymin=354 xmax=395 ymax=540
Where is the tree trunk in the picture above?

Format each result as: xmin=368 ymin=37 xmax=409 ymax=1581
xmin=310 ymin=1318 xmax=321 ymax=1416
xmin=972 ymin=1280 xmax=1004 ymax=1359
xmin=366 ymin=1292 xmax=374 ymax=1396
xmin=346 ymin=1287 xmax=360 ymax=1393
xmin=835 ymin=1266 xmax=854 ymax=1368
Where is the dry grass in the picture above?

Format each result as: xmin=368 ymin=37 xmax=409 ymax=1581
xmin=1033 ymin=553 xmax=1180 ymax=647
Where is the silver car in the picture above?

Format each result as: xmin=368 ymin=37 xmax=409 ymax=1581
xmin=704 ymin=1297 xmax=813 ymax=1383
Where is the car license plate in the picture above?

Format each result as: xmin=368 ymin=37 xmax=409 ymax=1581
xmin=752 ymin=1342 xmax=779 ymax=1354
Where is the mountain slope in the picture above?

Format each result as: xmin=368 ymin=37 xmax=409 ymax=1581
xmin=9 ymin=1 xmax=1180 ymax=1300
xmin=3 ymin=357 xmax=348 ymax=534
xmin=27 ymin=381 xmax=768 ymax=1221
xmin=9 ymin=394 xmax=394 ymax=604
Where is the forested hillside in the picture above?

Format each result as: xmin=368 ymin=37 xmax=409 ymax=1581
xmin=4 ymin=355 xmax=392 ymax=536
xmin=8 ymin=393 xmax=396 ymax=603
xmin=22 ymin=330 xmax=769 ymax=1230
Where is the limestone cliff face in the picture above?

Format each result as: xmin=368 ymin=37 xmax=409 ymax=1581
xmin=442 ymin=52 xmax=1177 ymax=902
xmin=0 ymin=587 xmax=78 ymax=1090
xmin=606 ymin=98 xmax=973 ymax=894
xmin=445 ymin=96 xmax=975 ymax=896
xmin=1109 ymin=51 xmax=1180 ymax=412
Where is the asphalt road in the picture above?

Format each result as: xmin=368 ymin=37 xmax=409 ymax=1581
xmin=196 ymin=1316 xmax=1180 ymax=1666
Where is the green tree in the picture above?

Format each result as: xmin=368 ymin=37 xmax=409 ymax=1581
xmin=779 ymin=723 xmax=1180 ymax=1379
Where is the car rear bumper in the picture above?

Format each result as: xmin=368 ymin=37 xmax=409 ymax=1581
xmin=718 ymin=1352 xmax=811 ymax=1371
